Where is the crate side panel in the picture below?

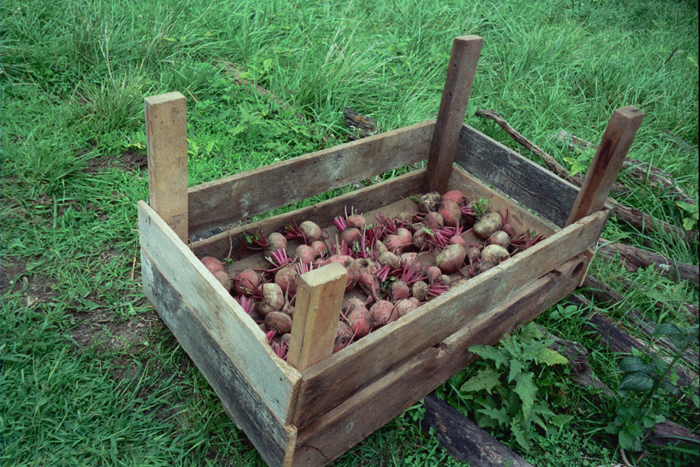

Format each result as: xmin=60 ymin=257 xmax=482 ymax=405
xmin=138 ymin=201 xmax=301 ymax=423
xmin=292 ymin=256 xmax=587 ymax=466
xmin=191 ymin=169 xmax=425 ymax=259
xmin=188 ymin=120 xmax=435 ymax=236
xmin=455 ymin=124 xmax=579 ymax=227
xmin=142 ymin=252 xmax=294 ymax=467
xmin=447 ymin=166 xmax=557 ymax=235
xmin=293 ymin=210 xmax=608 ymax=428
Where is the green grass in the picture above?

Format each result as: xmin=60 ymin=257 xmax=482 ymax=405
xmin=2 ymin=0 xmax=698 ymax=465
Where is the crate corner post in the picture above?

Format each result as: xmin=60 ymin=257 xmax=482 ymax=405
xmin=145 ymin=91 xmax=189 ymax=243
xmin=423 ymin=34 xmax=483 ymax=194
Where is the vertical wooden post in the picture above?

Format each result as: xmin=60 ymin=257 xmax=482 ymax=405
xmin=287 ymin=263 xmax=348 ymax=371
xmin=145 ymin=92 xmax=188 ymax=243
xmin=423 ymin=35 xmax=483 ymax=194
xmin=566 ymin=106 xmax=645 ymax=226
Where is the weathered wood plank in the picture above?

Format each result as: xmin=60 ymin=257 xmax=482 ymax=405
xmin=292 ymin=256 xmax=587 ymax=466
xmin=423 ymin=36 xmax=483 ymax=193
xmin=145 ymin=92 xmax=189 ymax=242
xmin=448 ymin=165 xmax=557 ymax=236
xmin=455 ymin=124 xmax=580 ymax=227
xmin=138 ymin=201 xmax=301 ymax=424
xmin=566 ymin=106 xmax=645 ymax=225
xmin=141 ymin=252 xmax=295 ymax=467
xmin=288 ymin=263 xmax=348 ymax=371
xmin=188 ymin=120 xmax=435 ymax=236
xmin=421 ymin=393 xmax=532 ymax=467
xmin=190 ymin=169 xmax=425 ymax=260
xmin=293 ymin=211 xmax=607 ymax=428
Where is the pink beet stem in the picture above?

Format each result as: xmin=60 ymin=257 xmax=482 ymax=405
xmin=333 ymin=216 xmax=347 ymax=232
xmin=499 ymin=209 xmax=509 ymax=224
xmin=245 ymin=231 xmax=268 ymax=251
xmin=266 ymin=330 xmax=276 ymax=343
xmin=284 ymin=220 xmax=306 ymax=242
xmin=235 ymin=295 xmax=255 ymax=314
xmin=374 ymin=212 xmax=398 ymax=235
xmin=428 ymin=281 xmax=450 ymax=297
xmin=401 ymin=260 xmax=426 ymax=285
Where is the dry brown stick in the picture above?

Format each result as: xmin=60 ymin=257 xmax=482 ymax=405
xmin=581 ymin=275 xmax=699 ymax=372
xmin=475 ymin=109 xmax=696 ymax=241
xmin=555 ymin=130 xmax=696 ymax=205
xmin=597 ymin=241 xmax=699 ymax=286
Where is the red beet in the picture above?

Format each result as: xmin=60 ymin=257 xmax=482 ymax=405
xmin=436 ymin=244 xmax=467 ymax=274
xmin=346 ymin=214 xmax=366 ymax=230
xmin=425 ymin=266 xmax=442 ymax=284
xmin=413 ymin=229 xmax=429 ymax=251
xmin=343 ymin=298 xmax=365 ymax=315
xmin=378 ymin=251 xmax=401 ymax=269
xmin=439 ymin=199 xmax=462 ymax=227
xmin=383 ymin=235 xmax=404 ymax=254
xmin=442 ymin=190 xmax=465 ymax=205
xmin=396 ymin=228 xmax=413 ymax=247
xmin=201 ymin=256 xmax=225 ymax=273
xmin=257 ymin=283 xmax=285 ymax=316
xmin=233 ymin=269 xmax=261 ymax=296
xmin=502 ymin=223 xmax=515 ymax=238
xmin=347 ymin=306 xmax=373 ymax=338
xmin=422 ymin=212 xmax=444 ymax=231
xmin=341 ymin=227 xmax=361 ymax=245
xmin=390 ymin=281 xmax=410 ymax=301
xmin=299 ymin=221 xmax=323 ymax=243
xmin=265 ymin=311 xmax=293 ymax=335
xmin=449 ymin=235 xmax=466 ymax=247
xmin=266 ymin=233 xmax=288 ymax=255
xmin=488 ymin=231 xmax=511 ymax=250
xmin=213 ymin=271 xmax=232 ymax=291
xmin=322 ymin=255 xmax=360 ymax=291
xmin=311 ymin=240 xmax=328 ymax=258
xmin=296 ymin=244 xmax=318 ymax=265
xmin=419 ymin=192 xmax=441 ymax=213
xmin=370 ymin=300 xmax=398 ymax=328
xmin=412 ymin=280 xmax=428 ymax=302
xmin=333 ymin=322 xmax=354 ymax=353
xmin=274 ymin=266 xmax=298 ymax=295
xmin=395 ymin=299 xmax=419 ymax=318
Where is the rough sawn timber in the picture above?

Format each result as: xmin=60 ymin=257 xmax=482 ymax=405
xmin=292 ymin=256 xmax=589 ymax=466
xmin=455 ymin=124 xmax=580 ymax=228
xmin=187 ymin=120 xmax=435 ymax=237
xmin=138 ymin=201 xmax=301 ymax=425
xmin=141 ymin=253 xmax=295 ymax=467
xmin=292 ymin=211 xmax=607 ymax=428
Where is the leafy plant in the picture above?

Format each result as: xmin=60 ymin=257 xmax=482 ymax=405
xmin=606 ymin=323 xmax=699 ymax=452
xmin=563 ymin=147 xmax=595 ymax=177
xmin=473 ymin=197 xmax=489 ymax=220
xmin=457 ymin=323 xmax=573 ymax=450
xmin=676 ymin=201 xmax=699 ymax=231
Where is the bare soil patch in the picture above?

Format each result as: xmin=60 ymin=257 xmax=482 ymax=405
xmin=85 ymin=150 xmax=147 ymax=173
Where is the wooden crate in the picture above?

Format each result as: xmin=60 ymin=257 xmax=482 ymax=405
xmin=138 ymin=36 xmax=644 ymax=467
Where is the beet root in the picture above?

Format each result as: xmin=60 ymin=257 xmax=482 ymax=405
xmin=488 ymin=230 xmax=511 ymax=250
xmin=390 ymin=281 xmax=410 ymax=301
xmin=425 ymin=266 xmax=442 ymax=284
xmin=274 ymin=266 xmax=298 ymax=295
xmin=422 ymin=212 xmax=444 ymax=231
xmin=347 ymin=306 xmax=372 ymax=338
xmin=340 ymin=228 xmax=361 ymax=245
xmin=343 ymin=298 xmax=365 ymax=315
xmin=265 ymin=232 xmax=288 ymax=255
xmin=370 ymin=300 xmax=399 ymax=328
xmin=311 ymin=240 xmax=328 ymax=258
xmin=346 ymin=214 xmax=366 ymax=230
xmin=439 ymin=200 xmax=462 ymax=227
xmin=201 ymin=256 xmax=225 ymax=273
xmin=233 ymin=269 xmax=261 ymax=296
xmin=322 ymin=255 xmax=360 ymax=291
xmin=265 ymin=311 xmax=293 ymax=335
xmin=482 ymin=244 xmax=510 ymax=263
xmin=436 ymin=244 xmax=467 ymax=274
xmin=333 ymin=322 xmax=354 ymax=353
xmin=395 ymin=299 xmax=419 ymax=318
xmin=258 ymin=283 xmax=285 ymax=316
xmin=213 ymin=271 xmax=233 ymax=291
xmin=419 ymin=192 xmax=442 ymax=213
xmin=412 ymin=280 xmax=428 ymax=302
xmin=299 ymin=220 xmax=323 ymax=243
xmin=442 ymin=190 xmax=466 ymax=205
xmin=473 ymin=212 xmax=503 ymax=239
xmin=296 ymin=244 xmax=318 ymax=265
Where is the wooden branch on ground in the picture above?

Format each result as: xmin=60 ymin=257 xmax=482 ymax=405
xmin=555 ymin=130 xmax=696 ymax=206
xmin=597 ymin=241 xmax=699 ymax=286
xmin=421 ymin=393 xmax=533 ymax=467
xmin=474 ymin=109 xmax=696 ymax=242
xmin=581 ymin=276 xmax=699 ymax=372
xmin=344 ymin=107 xmax=381 ymax=140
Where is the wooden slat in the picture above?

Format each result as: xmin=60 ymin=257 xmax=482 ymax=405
xmin=448 ymin=165 xmax=557 ymax=236
xmin=141 ymin=253 xmax=295 ymax=467
xmin=566 ymin=106 xmax=645 ymax=225
xmin=455 ymin=124 xmax=580 ymax=227
xmin=190 ymin=169 xmax=425 ymax=260
xmin=188 ymin=120 xmax=435 ymax=236
xmin=145 ymin=92 xmax=189 ymax=243
xmin=288 ymin=263 xmax=348 ymax=371
xmin=292 ymin=256 xmax=588 ymax=466
xmin=138 ymin=201 xmax=301 ymax=424
xmin=293 ymin=210 xmax=608 ymax=428
xmin=423 ymin=35 xmax=483 ymax=193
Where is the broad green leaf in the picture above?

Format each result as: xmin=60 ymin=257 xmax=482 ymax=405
xmin=520 ymin=339 xmax=553 ymax=362
xmin=550 ymin=414 xmax=574 ymax=428
xmin=514 ymin=372 xmax=537 ymax=419
xmin=508 ymin=359 xmax=524 ymax=383
xmin=653 ymin=322 xmax=681 ymax=337
xmin=477 ymin=406 xmax=509 ymax=427
xmin=660 ymin=381 xmax=678 ymax=394
xmin=459 ymin=368 xmax=501 ymax=394
xmin=535 ymin=348 xmax=569 ymax=366
xmin=510 ymin=420 xmax=532 ymax=451
xmin=683 ymin=217 xmax=697 ymax=230
xmin=468 ymin=345 xmax=509 ymax=369
xmin=517 ymin=323 xmax=543 ymax=342
xmin=619 ymin=356 xmax=653 ymax=375
xmin=618 ymin=373 xmax=654 ymax=392
xmin=619 ymin=424 xmax=644 ymax=452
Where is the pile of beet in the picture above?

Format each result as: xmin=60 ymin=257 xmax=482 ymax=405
xmin=198 ymin=190 xmax=545 ymax=361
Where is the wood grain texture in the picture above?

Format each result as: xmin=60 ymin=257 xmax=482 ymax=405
xmin=455 ymin=124 xmax=580 ymax=227
xmin=138 ymin=201 xmax=301 ymax=424
xmin=597 ymin=241 xmax=699 ymax=285
xmin=423 ymin=36 xmax=483 ymax=194
xmin=141 ymin=253 xmax=295 ymax=467
xmin=421 ymin=394 xmax=532 ymax=467
xmin=288 ymin=263 xmax=348 ymax=371
xmin=292 ymin=256 xmax=587 ymax=466
xmin=190 ymin=169 xmax=425 ymax=259
xmin=188 ymin=120 xmax=435 ymax=236
xmin=145 ymin=92 xmax=189 ymax=243
xmin=292 ymin=211 xmax=607 ymax=428
xmin=566 ymin=106 xmax=645 ymax=225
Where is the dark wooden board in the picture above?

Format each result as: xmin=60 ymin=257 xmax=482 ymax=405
xmin=291 ymin=256 xmax=587 ymax=466
xmin=421 ymin=393 xmax=532 ymax=467
xmin=455 ymin=124 xmax=580 ymax=227
xmin=142 ymin=253 xmax=295 ymax=467
xmin=187 ymin=120 xmax=434 ymax=237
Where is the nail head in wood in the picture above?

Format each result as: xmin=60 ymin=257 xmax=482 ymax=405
xmin=287 ymin=262 xmax=348 ymax=371
xmin=145 ymin=92 xmax=189 ymax=243
xmin=423 ymin=35 xmax=483 ymax=194
xmin=565 ymin=106 xmax=645 ymax=226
